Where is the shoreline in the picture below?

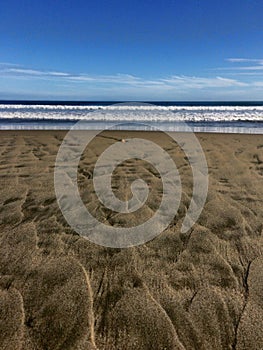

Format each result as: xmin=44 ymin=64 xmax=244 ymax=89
xmin=1 ymin=123 xmax=263 ymax=134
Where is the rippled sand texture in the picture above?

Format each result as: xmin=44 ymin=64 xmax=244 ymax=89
xmin=0 ymin=130 xmax=262 ymax=350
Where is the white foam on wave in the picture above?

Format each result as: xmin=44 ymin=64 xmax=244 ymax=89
xmin=1 ymin=104 xmax=263 ymax=122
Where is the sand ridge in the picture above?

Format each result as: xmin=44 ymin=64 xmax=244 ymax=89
xmin=0 ymin=130 xmax=263 ymax=349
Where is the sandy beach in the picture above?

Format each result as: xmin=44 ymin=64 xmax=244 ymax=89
xmin=0 ymin=130 xmax=263 ymax=350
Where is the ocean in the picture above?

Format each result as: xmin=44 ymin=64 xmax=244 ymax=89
xmin=1 ymin=100 xmax=263 ymax=133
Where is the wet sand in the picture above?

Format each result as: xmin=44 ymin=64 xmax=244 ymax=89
xmin=0 ymin=130 xmax=263 ymax=349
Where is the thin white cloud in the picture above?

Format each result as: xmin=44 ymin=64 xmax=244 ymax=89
xmin=161 ymin=75 xmax=247 ymax=88
xmin=66 ymin=74 xmax=247 ymax=89
xmin=226 ymin=59 xmax=263 ymax=71
xmin=211 ymin=58 xmax=263 ymax=78
xmin=235 ymin=66 xmax=263 ymax=71
xmin=2 ymin=67 xmax=147 ymax=84
xmin=224 ymin=71 xmax=263 ymax=77
xmin=251 ymin=81 xmax=263 ymax=87
xmin=5 ymin=68 xmax=71 ymax=77
xmin=1 ymin=62 xmax=263 ymax=99
xmin=0 ymin=62 xmax=20 ymax=67
xmin=67 ymin=73 xmax=142 ymax=84
xmin=227 ymin=58 xmax=263 ymax=63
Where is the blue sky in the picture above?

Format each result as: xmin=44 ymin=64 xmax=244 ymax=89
xmin=1 ymin=0 xmax=263 ymax=100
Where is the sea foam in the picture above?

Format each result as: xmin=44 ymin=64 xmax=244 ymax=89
xmin=1 ymin=103 xmax=263 ymax=122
